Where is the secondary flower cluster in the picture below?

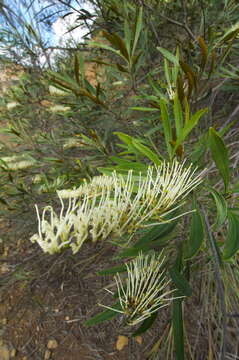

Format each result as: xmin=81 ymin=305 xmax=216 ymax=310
xmin=30 ymin=160 xmax=203 ymax=255
xmin=100 ymin=252 xmax=176 ymax=326
xmin=0 ymin=155 xmax=36 ymax=171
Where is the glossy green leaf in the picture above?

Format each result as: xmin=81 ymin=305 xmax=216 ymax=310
xmin=89 ymin=41 xmax=124 ymax=59
xmin=169 ymin=267 xmax=192 ymax=297
xmin=98 ymin=264 xmax=127 ymax=276
xmin=132 ymin=7 xmax=143 ymax=56
xmin=173 ymin=95 xmax=183 ymax=138
xmin=160 ymin=99 xmax=173 ymax=158
xmin=114 ymin=132 xmax=133 ymax=146
xmin=223 ymin=211 xmax=239 ymax=259
xmin=208 ymin=187 xmax=228 ymax=227
xmin=174 ymin=108 xmax=208 ymax=152
xmin=117 ymin=233 xmax=173 ymax=258
xmin=133 ymin=312 xmax=158 ymax=336
xmin=74 ymin=53 xmax=80 ymax=84
xmin=124 ymin=19 xmax=132 ymax=55
xmin=101 ymin=30 xmax=129 ymax=61
xmin=157 ymin=47 xmax=179 ymax=65
xmin=130 ymin=107 xmax=159 ymax=112
xmin=132 ymin=139 xmax=161 ymax=165
xmin=85 ymin=303 xmax=121 ymax=326
xmin=164 ymin=58 xmax=171 ymax=87
xmin=184 ymin=207 xmax=204 ymax=259
xmin=172 ymin=297 xmax=185 ymax=360
xmin=135 ymin=220 xmax=178 ymax=247
xmin=209 ymin=127 xmax=230 ymax=191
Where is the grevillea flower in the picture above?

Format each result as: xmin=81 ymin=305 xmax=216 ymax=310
xmin=30 ymin=197 xmax=79 ymax=254
xmin=1 ymin=155 xmax=36 ymax=171
xmin=30 ymin=160 xmax=203 ymax=254
xmin=100 ymin=252 xmax=177 ymax=326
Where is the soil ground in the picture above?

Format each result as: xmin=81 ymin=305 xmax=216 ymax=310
xmin=0 ymin=218 xmax=158 ymax=360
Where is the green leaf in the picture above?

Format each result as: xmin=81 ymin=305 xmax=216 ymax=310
xmin=133 ymin=312 xmax=158 ymax=336
xmin=109 ymin=156 xmax=147 ymax=172
xmin=223 ymin=211 xmax=239 ymax=259
xmin=173 ymin=95 xmax=183 ymax=138
xmin=131 ymin=7 xmax=143 ymax=57
xmin=198 ymin=36 xmax=208 ymax=70
xmin=164 ymin=59 xmax=171 ymax=87
xmin=174 ymin=108 xmax=208 ymax=152
xmin=85 ymin=303 xmax=121 ymax=326
xmin=209 ymin=128 xmax=230 ymax=192
xmin=208 ymin=187 xmax=228 ymax=228
xmin=135 ymin=220 xmax=178 ymax=247
xmin=157 ymin=47 xmax=179 ymax=66
xmin=74 ymin=53 xmax=80 ymax=85
xmin=124 ymin=19 xmax=132 ymax=55
xmin=101 ymin=30 xmax=129 ymax=61
xmin=130 ymin=107 xmax=159 ymax=112
xmin=132 ymin=139 xmax=161 ymax=165
xmin=172 ymin=297 xmax=185 ymax=360
xmin=184 ymin=207 xmax=204 ymax=259
xmin=160 ymin=99 xmax=173 ymax=158
xmin=169 ymin=267 xmax=192 ymax=297
xmin=88 ymin=41 xmax=125 ymax=59
xmin=117 ymin=233 xmax=173 ymax=258
xmin=114 ymin=132 xmax=133 ymax=146
xmin=98 ymin=264 xmax=127 ymax=276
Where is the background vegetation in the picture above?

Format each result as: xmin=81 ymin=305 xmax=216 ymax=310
xmin=0 ymin=0 xmax=239 ymax=359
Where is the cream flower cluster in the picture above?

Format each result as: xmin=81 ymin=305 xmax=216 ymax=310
xmin=100 ymin=252 xmax=176 ymax=326
xmin=30 ymin=160 xmax=203 ymax=255
xmin=48 ymin=105 xmax=71 ymax=113
xmin=1 ymin=155 xmax=36 ymax=171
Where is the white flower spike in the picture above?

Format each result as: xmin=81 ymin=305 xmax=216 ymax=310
xmin=100 ymin=252 xmax=177 ymax=326
xmin=31 ymin=160 xmax=203 ymax=254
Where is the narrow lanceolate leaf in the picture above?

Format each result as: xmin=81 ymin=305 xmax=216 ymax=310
xmin=169 ymin=267 xmax=192 ymax=297
xmin=85 ymin=303 xmax=121 ymax=326
xmin=174 ymin=108 xmax=208 ymax=152
xmin=88 ymin=41 xmax=123 ymax=58
xmin=184 ymin=207 xmax=204 ymax=259
xmin=198 ymin=36 xmax=208 ymax=70
xmin=160 ymin=99 xmax=173 ymax=158
xmin=209 ymin=128 xmax=230 ymax=192
xmin=133 ymin=312 xmax=158 ymax=337
xmin=208 ymin=187 xmax=228 ymax=228
xmin=74 ymin=53 xmax=80 ymax=84
xmin=132 ymin=139 xmax=161 ymax=165
xmin=130 ymin=106 xmax=158 ymax=112
xmin=179 ymin=61 xmax=197 ymax=89
xmin=173 ymin=298 xmax=184 ymax=360
xmin=173 ymin=95 xmax=183 ymax=138
xmin=101 ymin=30 xmax=129 ymax=61
xmin=98 ymin=264 xmax=127 ymax=276
xmin=157 ymin=47 xmax=179 ymax=66
xmin=131 ymin=7 xmax=143 ymax=56
xmin=223 ymin=211 xmax=239 ymax=259
xmin=135 ymin=220 xmax=178 ymax=247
